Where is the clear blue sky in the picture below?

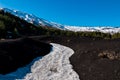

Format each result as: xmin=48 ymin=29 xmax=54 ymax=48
xmin=0 ymin=0 xmax=120 ymax=26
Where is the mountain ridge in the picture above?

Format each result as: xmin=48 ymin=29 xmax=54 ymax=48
xmin=0 ymin=8 xmax=65 ymax=29
xmin=1 ymin=8 xmax=120 ymax=34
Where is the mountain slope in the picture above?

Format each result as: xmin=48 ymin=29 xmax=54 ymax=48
xmin=1 ymin=8 xmax=120 ymax=34
xmin=0 ymin=9 xmax=49 ymax=39
xmin=1 ymin=8 xmax=120 ymax=40
xmin=1 ymin=8 xmax=64 ymax=29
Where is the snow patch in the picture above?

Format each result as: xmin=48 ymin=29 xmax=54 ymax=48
xmin=0 ymin=57 xmax=42 ymax=80
xmin=65 ymin=26 xmax=120 ymax=34
xmin=24 ymin=43 xmax=80 ymax=80
xmin=0 ymin=43 xmax=80 ymax=80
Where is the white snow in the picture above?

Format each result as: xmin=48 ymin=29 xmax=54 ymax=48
xmin=0 ymin=43 xmax=80 ymax=80
xmin=65 ymin=26 xmax=120 ymax=34
xmin=1 ymin=8 xmax=63 ymax=29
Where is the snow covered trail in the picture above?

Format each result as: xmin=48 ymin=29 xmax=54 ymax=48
xmin=0 ymin=43 xmax=80 ymax=80
xmin=25 ymin=43 xmax=80 ymax=80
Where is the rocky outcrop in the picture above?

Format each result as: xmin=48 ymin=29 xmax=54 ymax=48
xmin=98 ymin=50 xmax=120 ymax=60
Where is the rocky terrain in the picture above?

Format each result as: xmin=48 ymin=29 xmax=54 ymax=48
xmin=38 ymin=36 xmax=120 ymax=80
xmin=0 ymin=35 xmax=120 ymax=80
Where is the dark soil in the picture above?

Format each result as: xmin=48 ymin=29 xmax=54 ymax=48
xmin=1 ymin=35 xmax=120 ymax=80
xmin=37 ymin=36 xmax=120 ymax=80
xmin=0 ymin=37 xmax=52 ymax=74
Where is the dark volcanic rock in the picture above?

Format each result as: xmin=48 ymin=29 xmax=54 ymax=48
xmin=0 ymin=37 xmax=52 ymax=74
xmin=37 ymin=36 xmax=120 ymax=80
xmin=98 ymin=50 xmax=120 ymax=60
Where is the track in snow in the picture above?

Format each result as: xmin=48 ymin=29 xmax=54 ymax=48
xmin=0 ymin=43 xmax=80 ymax=80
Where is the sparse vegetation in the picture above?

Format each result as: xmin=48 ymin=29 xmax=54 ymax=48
xmin=98 ymin=50 xmax=120 ymax=60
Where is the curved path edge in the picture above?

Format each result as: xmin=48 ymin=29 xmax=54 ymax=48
xmin=0 ymin=43 xmax=80 ymax=80
xmin=25 ymin=43 xmax=80 ymax=80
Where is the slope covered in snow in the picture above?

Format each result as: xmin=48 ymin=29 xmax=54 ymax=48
xmin=65 ymin=26 xmax=120 ymax=34
xmin=1 ymin=8 xmax=120 ymax=34
xmin=0 ymin=43 xmax=80 ymax=80
xmin=0 ymin=8 xmax=64 ymax=29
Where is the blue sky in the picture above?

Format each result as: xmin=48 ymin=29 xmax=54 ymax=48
xmin=0 ymin=0 xmax=120 ymax=26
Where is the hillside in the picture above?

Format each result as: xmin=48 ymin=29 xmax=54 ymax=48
xmin=1 ymin=9 xmax=120 ymax=39
xmin=2 ymin=8 xmax=120 ymax=34
xmin=0 ymin=9 xmax=50 ymax=39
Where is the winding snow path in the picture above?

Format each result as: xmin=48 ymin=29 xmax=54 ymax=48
xmin=0 ymin=43 xmax=80 ymax=80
